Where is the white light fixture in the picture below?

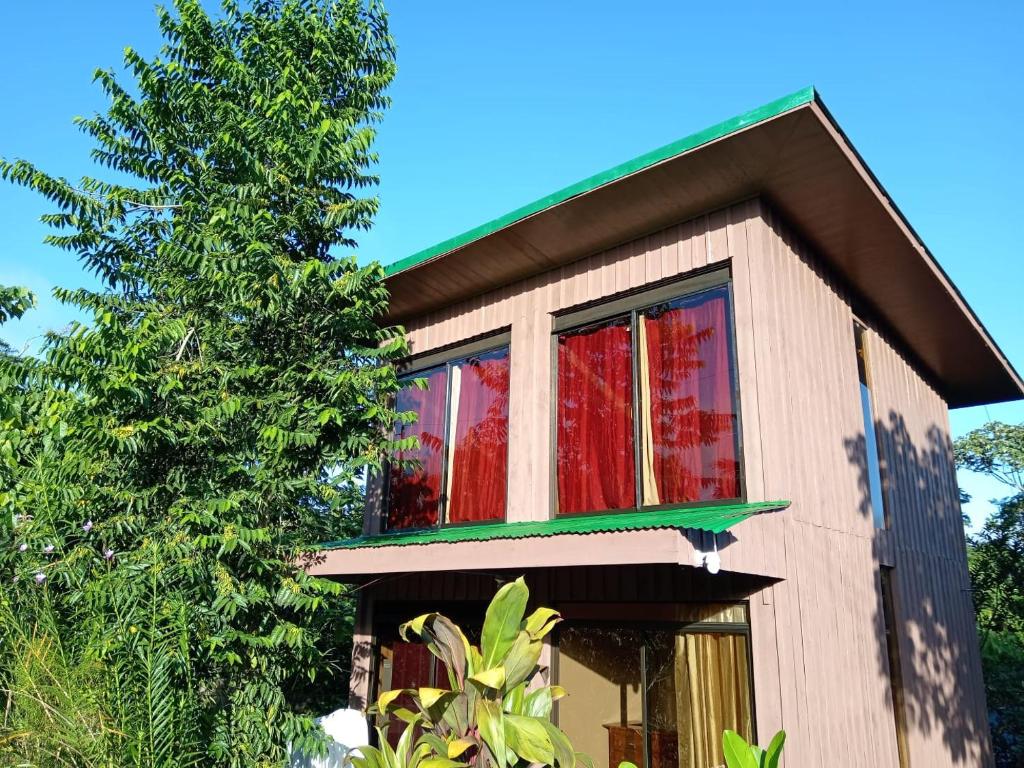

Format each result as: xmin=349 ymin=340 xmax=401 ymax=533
xmin=705 ymin=550 xmax=721 ymax=575
xmin=693 ymin=536 xmax=721 ymax=574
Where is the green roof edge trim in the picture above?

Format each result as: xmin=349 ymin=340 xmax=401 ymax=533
xmin=384 ymin=87 xmax=816 ymax=277
xmin=316 ymin=500 xmax=790 ymax=551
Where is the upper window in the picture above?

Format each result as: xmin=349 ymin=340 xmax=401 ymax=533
xmin=555 ymin=282 xmax=740 ymax=515
xmin=387 ymin=345 xmax=510 ymax=530
xmin=853 ymin=322 xmax=887 ymax=528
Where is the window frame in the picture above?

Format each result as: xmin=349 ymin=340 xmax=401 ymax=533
xmin=383 ymin=332 xmax=512 ymax=532
xmin=853 ymin=319 xmax=891 ymax=529
xmin=552 ymin=602 xmax=758 ymax=768
xmin=879 ymin=568 xmax=910 ymax=767
xmin=549 ymin=268 xmax=745 ymax=518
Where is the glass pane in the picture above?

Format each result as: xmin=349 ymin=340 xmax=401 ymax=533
xmin=675 ymin=602 xmax=749 ymax=626
xmin=854 ymin=323 xmax=887 ymax=528
xmin=638 ymin=286 xmax=738 ymax=505
xmin=447 ymin=348 xmax=510 ymax=523
xmin=558 ymin=627 xmax=644 ymax=768
xmin=375 ymin=640 xmax=435 ymax=747
xmin=557 ymin=318 xmax=636 ymax=514
xmin=644 ymin=631 xmax=681 ymax=768
xmin=387 ymin=366 xmax=448 ymax=529
xmin=655 ymin=632 xmax=754 ymax=768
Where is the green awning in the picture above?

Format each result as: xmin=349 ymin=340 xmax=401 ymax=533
xmin=317 ymin=501 xmax=789 ymax=551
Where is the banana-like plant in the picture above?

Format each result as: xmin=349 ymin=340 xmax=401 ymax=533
xmin=722 ymin=729 xmax=786 ymax=768
xmin=353 ymin=577 xmax=587 ymax=768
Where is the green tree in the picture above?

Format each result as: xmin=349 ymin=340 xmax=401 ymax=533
xmin=956 ymin=421 xmax=1024 ymax=767
xmin=0 ymin=1 xmax=404 ymax=765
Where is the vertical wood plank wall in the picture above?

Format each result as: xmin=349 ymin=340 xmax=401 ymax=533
xmin=360 ymin=198 xmax=991 ymax=767
xmin=867 ymin=319 xmax=992 ymax=766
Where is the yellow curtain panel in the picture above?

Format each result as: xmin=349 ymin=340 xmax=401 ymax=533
xmin=674 ymin=633 xmax=754 ymax=768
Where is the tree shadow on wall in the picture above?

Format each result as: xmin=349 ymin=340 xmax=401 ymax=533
xmin=845 ymin=410 xmax=991 ymax=766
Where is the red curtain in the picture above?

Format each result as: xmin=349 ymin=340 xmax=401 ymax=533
xmin=387 ymin=366 xmax=448 ymax=529
xmin=385 ymin=642 xmax=435 ymax=746
xmin=448 ymin=349 xmax=510 ymax=523
xmin=557 ymin=319 xmax=636 ymax=514
xmin=641 ymin=287 xmax=737 ymax=503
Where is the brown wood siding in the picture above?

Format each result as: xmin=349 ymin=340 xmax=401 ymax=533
xmin=354 ymin=198 xmax=990 ymax=767
xmin=867 ymin=322 xmax=992 ymax=766
xmin=737 ymin=203 xmax=990 ymax=767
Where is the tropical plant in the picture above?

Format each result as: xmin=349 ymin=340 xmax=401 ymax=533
xmin=355 ymin=577 xmax=586 ymax=768
xmin=0 ymin=0 xmax=405 ymax=765
xmin=721 ymin=729 xmax=786 ymax=768
xmin=956 ymin=421 xmax=1024 ymax=767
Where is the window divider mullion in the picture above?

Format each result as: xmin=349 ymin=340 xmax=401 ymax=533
xmin=640 ymin=639 xmax=651 ymax=768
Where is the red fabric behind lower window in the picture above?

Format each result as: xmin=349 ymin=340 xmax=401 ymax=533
xmin=557 ymin=319 xmax=636 ymax=514
xmin=387 ymin=367 xmax=447 ymax=529
xmin=641 ymin=287 xmax=738 ymax=502
xmin=447 ymin=349 xmax=510 ymax=523
xmin=386 ymin=642 xmax=434 ymax=746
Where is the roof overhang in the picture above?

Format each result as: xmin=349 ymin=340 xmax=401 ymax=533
xmin=304 ymin=502 xmax=788 ymax=581
xmin=383 ymin=88 xmax=1022 ymax=408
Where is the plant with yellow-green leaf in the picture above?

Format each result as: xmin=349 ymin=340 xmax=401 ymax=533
xmin=353 ymin=577 xmax=588 ymax=768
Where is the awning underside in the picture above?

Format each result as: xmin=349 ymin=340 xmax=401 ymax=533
xmin=316 ymin=500 xmax=789 ymax=551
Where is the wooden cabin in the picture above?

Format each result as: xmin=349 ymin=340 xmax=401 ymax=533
xmin=307 ymin=88 xmax=1023 ymax=768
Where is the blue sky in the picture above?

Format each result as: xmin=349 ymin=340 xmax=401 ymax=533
xmin=1 ymin=1 xmax=1021 ymax=527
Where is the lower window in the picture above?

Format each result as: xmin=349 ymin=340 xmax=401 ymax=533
xmin=372 ymin=606 xmax=484 ymax=747
xmin=556 ymin=609 xmax=754 ymax=768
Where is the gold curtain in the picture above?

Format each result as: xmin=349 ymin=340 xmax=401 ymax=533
xmin=673 ymin=633 xmax=754 ymax=768
xmin=444 ymin=364 xmax=461 ymax=511
xmin=637 ymin=318 xmax=660 ymax=505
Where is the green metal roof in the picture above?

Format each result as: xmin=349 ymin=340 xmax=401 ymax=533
xmin=317 ymin=501 xmax=789 ymax=550
xmin=384 ymin=87 xmax=816 ymax=277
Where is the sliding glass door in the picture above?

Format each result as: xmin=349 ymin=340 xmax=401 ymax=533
xmin=557 ymin=609 xmax=754 ymax=768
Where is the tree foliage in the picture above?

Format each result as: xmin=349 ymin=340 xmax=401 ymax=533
xmin=956 ymin=421 xmax=1024 ymax=497
xmin=0 ymin=1 xmax=404 ymax=765
xmin=955 ymin=421 xmax=1024 ymax=768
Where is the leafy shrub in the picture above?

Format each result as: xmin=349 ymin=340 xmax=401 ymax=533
xmin=722 ymin=729 xmax=786 ymax=768
xmin=356 ymin=577 xmax=587 ymax=768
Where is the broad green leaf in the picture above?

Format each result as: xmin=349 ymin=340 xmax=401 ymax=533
xmin=418 ymin=733 xmax=449 ymax=757
xmin=522 ymin=686 xmax=553 ymax=718
xmin=395 ymin=719 xmax=417 ymax=766
xmin=390 ymin=707 xmax=422 ymax=724
xmin=419 ymin=614 xmax=471 ymax=685
xmin=469 ymin=666 xmax=506 ymax=690
xmin=376 ymin=688 xmax=407 ymax=713
xmin=541 ymin=720 xmax=576 ymax=768
xmin=350 ymin=745 xmax=384 ymax=768
xmin=481 ymin=578 xmax=529 ymax=668
xmin=722 ymin=730 xmax=758 ymax=768
xmin=502 ymin=631 xmax=542 ymax=689
xmin=438 ymin=692 xmax=470 ymax=737
xmin=447 ymin=738 xmax=476 ymax=759
xmin=477 ymin=699 xmax=506 ymax=768
xmin=420 ymin=759 xmax=467 ymax=768
xmin=400 ymin=613 xmax=434 ymax=640
xmin=418 ymin=687 xmax=450 ymax=709
xmin=503 ymin=714 xmax=554 ymax=765
xmin=523 ymin=606 xmax=561 ymax=639
xmin=503 ymin=682 xmax=526 ymax=714
xmin=764 ymin=730 xmax=787 ymax=768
